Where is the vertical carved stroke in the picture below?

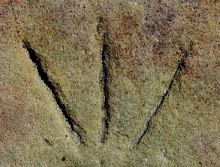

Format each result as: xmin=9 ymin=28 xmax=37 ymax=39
xmin=100 ymin=35 xmax=111 ymax=143
xmin=23 ymin=41 xmax=85 ymax=144
xmin=131 ymin=50 xmax=189 ymax=149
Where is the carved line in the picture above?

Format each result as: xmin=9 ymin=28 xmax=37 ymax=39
xmin=131 ymin=50 xmax=188 ymax=149
xmin=100 ymin=35 xmax=111 ymax=143
xmin=23 ymin=41 xmax=85 ymax=144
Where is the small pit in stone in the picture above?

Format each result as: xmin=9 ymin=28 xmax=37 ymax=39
xmin=43 ymin=139 xmax=51 ymax=146
xmin=62 ymin=156 xmax=66 ymax=161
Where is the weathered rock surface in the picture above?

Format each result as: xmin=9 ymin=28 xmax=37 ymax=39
xmin=0 ymin=0 xmax=219 ymax=166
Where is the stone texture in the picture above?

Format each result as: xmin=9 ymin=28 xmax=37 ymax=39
xmin=0 ymin=0 xmax=219 ymax=166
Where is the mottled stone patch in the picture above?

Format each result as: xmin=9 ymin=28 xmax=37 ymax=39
xmin=143 ymin=3 xmax=176 ymax=49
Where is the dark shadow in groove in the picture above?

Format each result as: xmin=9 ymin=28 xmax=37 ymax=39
xmin=133 ymin=51 xmax=189 ymax=147
xmin=100 ymin=40 xmax=111 ymax=143
xmin=23 ymin=41 xmax=85 ymax=144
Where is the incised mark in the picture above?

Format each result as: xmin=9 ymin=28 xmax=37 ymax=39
xmin=97 ymin=16 xmax=112 ymax=143
xmin=100 ymin=35 xmax=111 ymax=143
xmin=23 ymin=41 xmax=85 ymax=144
xmin=131 ymin=49 xmax=189 ymax=149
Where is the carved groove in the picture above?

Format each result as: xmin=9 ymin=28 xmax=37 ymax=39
xmin=23 ymin=41 xmax=85 ymax=144
xmin=131 ymin=50 xmax=189 ymax=148
xmin=100 ymin=36 xmax=111 ymax=143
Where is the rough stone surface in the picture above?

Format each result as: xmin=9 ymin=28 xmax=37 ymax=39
xmin=0 ymin=0 xmax=219 ymax=166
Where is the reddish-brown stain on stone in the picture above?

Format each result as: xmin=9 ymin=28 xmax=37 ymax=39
xmin=107 ymin=10 xmax=150 ymax=81
xmin=193 ymin=134 xmax=218 ymax=167
xmin=0 ymin=0 xmax=21 ymax=5
xmin=106 ymin=4 xmax=178 ymax=82
xmin=143 ymin=3 xmax=176 ymax=49
xmin=114 ymin=11 xmax=139 ymax=40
